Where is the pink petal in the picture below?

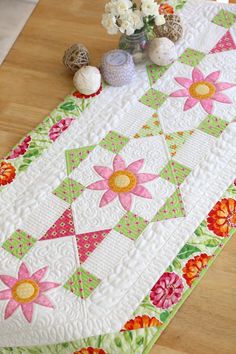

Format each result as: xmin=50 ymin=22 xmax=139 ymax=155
xmin=39 ymin=281 xmax=60 ymax=292
xmin=205 ymin=70 xmax=220 ymax=83
xmin=21 ymin=303 xmax=34 ymax=323
xmin=31 ymin=266 xmax=48 ymax=282
xmin=170 ymin=89 xmax=189 ymax=97
xmin=212 ymin=92 xmax=232 ymax=103
xmin=137 ymin=173 xmax=158 ymax=184
xmin=94 ymin=166 xmax=113 ymax=179
xmin=153 ymin=292 xmax=165 ymax=302
xmin=156 ymin=297 xmax=165 ymax=307
xmin=163 ymin=298 xmax=172 ymax=309
xmin=119 ymin=193 xmax=132 ymax=211
xmin=214 ymin=82 xmax=235 ymax=91
xmin=0 ymin=289 xmax=12 ymax=300
xmin=175 ymin=77 xmax=192 ymax=88
xmin=127 ymin=159 xmax=144 ymax=173
xmin=183 ymin=97 xmax=198 ymax=111
xmin=4 ymin=299 xmax=20 ymax=319
xmin=113 ymin=155 xmax=126 ymax=171
xmin=132 ymin=185 xmax=152 ymax=199
xmin=87 ymin=180 xmax=109 ymax=190
xmin=192 ymin=68 xmax=204 ymax=82
xmin=200 ymin=99 xmax=213 ymax=114
xmin=0 ymin=275 xmax=17 ymax=288
xmin=18 ymin=263 xmax=30 ymax=280
xmin=34 ymin=293 xmax=54 ymax=308
xmin=99 ymin=189 xmax=117 ymax=207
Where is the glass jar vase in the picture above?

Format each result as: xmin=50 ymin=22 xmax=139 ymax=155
xmin=119 ymin=30 xmax=148 ymax=64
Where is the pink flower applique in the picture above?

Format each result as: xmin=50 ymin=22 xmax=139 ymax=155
xmin=7 ymin=136 xmax=31 ymax=159
xmin=0 ymin=263 xmax=60 ymax=323
xmin=170 ymin=68 xmax=235 ymax=114
xmin=49 ymin=117 xmax=75 ymax=141
xmin=150 ymin=272 xmax=184 ymax=309
xmin=87 ymin=155 xmax=158 ymax=211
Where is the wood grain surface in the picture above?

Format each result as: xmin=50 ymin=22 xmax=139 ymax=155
xmin=0 ymin=1 xmax=235 ymax=353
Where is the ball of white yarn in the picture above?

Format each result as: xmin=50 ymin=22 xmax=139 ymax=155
xmin=73 ymin=66 xmax=101 ymax=95
xmin=148 ymin=37 xmax=177 ymax=66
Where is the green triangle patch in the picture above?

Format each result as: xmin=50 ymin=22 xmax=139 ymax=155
xmin=159 ymin=160 xmax=191 ymax=186
xmin=65 ymin=145 xmax=95 ymax=175
xmin=152 ymin=188 xmax=185 ymax=222
xmin=146 ymin=63 xmax=171 ymax=86
xmin=165 ymin=130 xmax=194 ymax=157
xmin=134 ymin=113 xmax=163 ymax=138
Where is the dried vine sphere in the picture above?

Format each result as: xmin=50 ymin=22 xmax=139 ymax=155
xmin=63 ymin=43 xmax=90 ymax=73
xmin=154 ymin=14 xmax=183 ymax=43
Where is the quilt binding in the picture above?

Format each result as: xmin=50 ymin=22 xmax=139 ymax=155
xmin=0 ymin=0 xmax=236 ymax=352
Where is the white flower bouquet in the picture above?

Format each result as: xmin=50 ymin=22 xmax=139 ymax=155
xmin=102 ymin=0 xmax=167 ymax=36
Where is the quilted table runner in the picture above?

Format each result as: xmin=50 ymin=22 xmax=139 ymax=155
xmin=1 ymin=0 xmax=236 ymax=352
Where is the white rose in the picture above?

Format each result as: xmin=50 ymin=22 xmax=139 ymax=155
xmin=131 ymin=10 xmax=144 ymax=30
xmin=155 ymin=14 xmax=166 ymax=26
xmin=115 ymin=0 xmax=133 ymax=16
xmin=102 ymin=13 xmax=118 ymax=35
xmin=141 ymin=0 xmax=158 ymax=17
xmin=105 ymin=1 xmax=117 ymax=15
xmin=119 ymin=12 xmax=135 ymax=35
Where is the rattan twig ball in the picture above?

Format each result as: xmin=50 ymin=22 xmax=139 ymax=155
xmin=154 ymin=14 xmax=183 ymax=43
xmin=63 ymin=43 xmax=90 ymax=73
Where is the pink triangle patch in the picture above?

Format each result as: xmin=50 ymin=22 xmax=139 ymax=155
xmin=76 ymin=229 xmax=111 ymax=263
xmin=210 ymin=30 xmax=236 ymax=54
xmin=40 ymin=207 xmax=75 ymax=241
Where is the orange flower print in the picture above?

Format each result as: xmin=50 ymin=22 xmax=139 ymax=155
xmin=159 ymin=3 xmax=174 ymax=15
xmin=182 ymin=253 xmax=212 ymax=287
xmin=0 ymin=161 xmax=16 ymax=186
xmin=207 ymin=198 xmax=236 ymax=237
xmin=122 ymin=314 xmax=162 ymax=331
xmin=74 ymin=348 xmax=107 ymax=354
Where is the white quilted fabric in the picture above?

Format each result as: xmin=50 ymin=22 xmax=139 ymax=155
xmin=0 ymin=0 xmax=236 ymax=347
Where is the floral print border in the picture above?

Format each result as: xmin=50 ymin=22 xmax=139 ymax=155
xmin=0 ymin=93 xmax=92 ymax=191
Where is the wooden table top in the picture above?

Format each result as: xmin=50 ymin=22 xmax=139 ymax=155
xmin=0 ymin=1 xmax=235 ymax=353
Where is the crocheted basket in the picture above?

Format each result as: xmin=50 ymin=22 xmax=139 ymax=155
xmin=154 ymin=14 xmax=183 ymax=43
xmin=63 ymin=44 xmax=90 ymax=73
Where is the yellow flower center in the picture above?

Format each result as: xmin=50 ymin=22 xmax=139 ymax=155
xmin=12 ymin=279 xmax=39 ymax=303
xmin=189 ymin=81 xmax=216 ymax=99
xmin=108 ymin=170 xmax=137 ymax=193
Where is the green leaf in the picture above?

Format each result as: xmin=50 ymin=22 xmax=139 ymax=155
xmin=204 ymin=239 xmax=219 ymax=247
xmin=177 ymin=244 xmax=201 ymax=259
xmin=166 ymin=265 xmax=173 ymax=272
xmin=141 ymin=302 xmax=157 ymax=311
xmin=35 ymin=126 xmax=46 ymax=133
xmin=124 ymin=330 xmax=133 ymax=343
xmin=60 ymin=101 xmax=76 ymax=111
xmin=97 ymin=334 xmax=103 ymax=347
xmin=172 ymin=258 xmax=182 ymax=269
xmin=160 ymin=310 xmax=170 ymax=322
xmin=194 ymin=227 xmax=202 ymax=237
xmin=28 ymin=142 xmax=37 ymax=148
xmin=136 ymin=335 xmax=144 ymax=346
xmin=18 ymin=164 xmax=29 ymax=172
xmin=22 ymin=158 xmax=32 ymax=164
xmin=23 ymin=148 xmax=40 ymax=158
xmin=61 ymin=343 xmax=69 ymax=348
xmin=114 ymin=337 xmax=122 ymax=348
